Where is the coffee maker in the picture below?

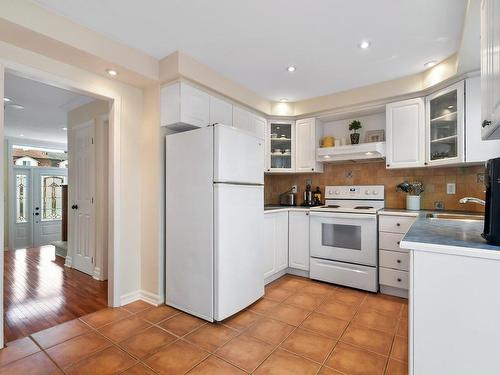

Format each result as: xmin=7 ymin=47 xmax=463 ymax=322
xmin=483 ymin=157 xmax=500 ymax=245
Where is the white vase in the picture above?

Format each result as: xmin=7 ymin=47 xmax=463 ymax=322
xmin=406 ymin=195 xmax=421 ymax=211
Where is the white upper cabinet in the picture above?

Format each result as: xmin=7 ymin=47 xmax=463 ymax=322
xmin=466 ymin=76 xmax=500 ymax=162
xmin=481 ymin=0 xmax=500 ymax=140
xmin=233 ymin=106 xmax=266 ymax=139
xmin=295 ymin=118 xmax=323 ymax=173
xmin=267 ymin=120 xmax=295 ymax=173
xmin=425 ymin=81 xmax=465 ymax=166
xmin=161 ymin=82 xmax=210 ymax=131
xmin=386 ymin=98 xmax=425 ymax=169
xmin=288 ymin=211 xmax=310 ymax=271
xmin=209 ymin=96 xmax=233 ymax=126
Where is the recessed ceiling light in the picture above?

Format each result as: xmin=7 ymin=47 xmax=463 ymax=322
xmin=424 ymin=60 xmax=438 ymax=68
xmin=279 ymin=98 xmax=288 ymax=103
xmin=106 ymin=69 xmax=118 ymax=76
xmin=3 ymin=97 xmax=11 ymax=102
xmin=62 ymin=127 xmax=68 ymax=131
xmin=286 ymin=65 xmax=296 ymax=72
xmin=9 ymin=104 xmax=24 ymax=110
xmin=359 ymin=40 xmax=371 ymax=49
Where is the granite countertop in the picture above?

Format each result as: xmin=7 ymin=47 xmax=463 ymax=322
xmin=264 ymin=205 xmax=314 ymax=213
xmin=400 ymin=211 xmax=500 ymax=259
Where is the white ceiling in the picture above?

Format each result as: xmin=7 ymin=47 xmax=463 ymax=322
xmin=4 ymin=73 xmax=94 ymax=144
xmin=32 ymin=0 xmax=467 ymax=101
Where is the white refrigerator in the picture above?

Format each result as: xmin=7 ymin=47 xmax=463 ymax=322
xmin=165 ymin=124 xmax=265 ymax=321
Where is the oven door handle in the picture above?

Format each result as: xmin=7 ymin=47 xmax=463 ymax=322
xmin=309 ymin=212 xmax=377 ymax=220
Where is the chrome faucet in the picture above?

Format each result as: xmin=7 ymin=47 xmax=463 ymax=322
xmin=459 ymin=197 xmax=486 ymax=206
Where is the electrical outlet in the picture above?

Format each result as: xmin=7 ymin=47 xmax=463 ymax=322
xmin=345 ymin=171 xmax=353 ymax=179
xmin=306 ymin=179 xmax=312 ymax=185
xmin=477 ymin=173 xmax=485 ymax=184
xmin=291 ymin=185 xmax=297 ymax=193
xmin=434 ymin=201 xmax=444 ymax=210
xmin=446 ymin=183 xmax=456 ymax=195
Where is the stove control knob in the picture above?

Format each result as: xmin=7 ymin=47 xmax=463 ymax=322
xmin=335 ymin=190 xmax=340 ymax=195
xmin=372 ymin=190 xmax=379 ymax=195
xmin=365 ymin=190 xmax=371 ymax=195
xmin=328 ymin=189 xmax=333 ymax=195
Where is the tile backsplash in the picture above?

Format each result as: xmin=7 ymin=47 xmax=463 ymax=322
xmin=265 ymin=162 xmax=486 ymax=212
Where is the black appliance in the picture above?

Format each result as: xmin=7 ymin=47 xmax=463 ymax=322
xmin=483 ymin=157 xmax=500 ymax=245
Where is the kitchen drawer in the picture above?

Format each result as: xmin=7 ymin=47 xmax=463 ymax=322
xmin=379 ymin=215 xmax=415 ymax=234
xmin=379 ymin=232 xmax=407 ymax=252
xmin=379 ymin=267 xmax=409 ymax=290
xmin=379 ymin=250 xmax=409 ymax=271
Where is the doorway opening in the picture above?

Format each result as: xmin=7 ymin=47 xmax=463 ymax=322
xmin=3 ymin=72 xmax=110 ymax=342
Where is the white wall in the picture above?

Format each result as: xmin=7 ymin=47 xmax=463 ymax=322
xmin=321 ymin=112 xmax=386 ymax=145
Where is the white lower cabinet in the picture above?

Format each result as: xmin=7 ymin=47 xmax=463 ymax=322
xmin=378 ymin=213 xmax=417 ymax=298
xmin=288 ymin=211 xmax=310 ymax=271
xmin=263 ymin=211 xmax=289 ymax=279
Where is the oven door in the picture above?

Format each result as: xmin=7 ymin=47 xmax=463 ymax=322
xmin=310 ymin=212 xmax=377 ymax=266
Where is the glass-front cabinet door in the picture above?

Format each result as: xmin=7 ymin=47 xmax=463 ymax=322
xmin=266 ymin=121 xmax=295 ymax=172
xmin=425 ymin=81 xmax=465 ymax=166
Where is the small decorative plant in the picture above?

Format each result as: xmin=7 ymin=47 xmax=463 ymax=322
xmin=397 ymin=181 xmax=425 ymax=211
xmin=349 ymin=120 xmax=362 ymax=144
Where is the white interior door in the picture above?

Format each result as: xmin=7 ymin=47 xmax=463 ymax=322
xmin=33 ymin=168 xmax=67 ymax=247
xmin=69 ymin=121 xmax=96 ymax=276
xmin=11 ymin=168 xmax=32 ymax=249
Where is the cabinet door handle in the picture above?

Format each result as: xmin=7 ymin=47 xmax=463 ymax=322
xmin=306 ymin=212 xmax=309 ymax=216
xmin=397 ymin=241 xmax=400 ymax=245
xmin=311 ymin=168 xmax=314 ymax=171
xmin=396 ymin=223 xmax=401 ymax=227
xmin=397 ymin=259 xmax=401 ymax=263
xmin=482 ymin=120 xmax=492 ymax=128
xmin=397 ymin=278 xmax=402 ymax=282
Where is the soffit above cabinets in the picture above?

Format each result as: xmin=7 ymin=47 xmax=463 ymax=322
xmin=32 ymin=0 xmax=467 ymax=102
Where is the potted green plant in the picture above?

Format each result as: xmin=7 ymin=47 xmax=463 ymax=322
xmin=349 ymin=120 xmax=362 ymax=144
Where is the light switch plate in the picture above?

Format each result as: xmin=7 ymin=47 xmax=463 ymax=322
xmin=447 ymin=183 xmax=456 ymax=195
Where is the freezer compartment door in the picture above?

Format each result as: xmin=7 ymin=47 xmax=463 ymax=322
xmin=214 ymin=125 xmax=264 ymax=185
xmin=214 ymin=183 xmax=264 ymax=320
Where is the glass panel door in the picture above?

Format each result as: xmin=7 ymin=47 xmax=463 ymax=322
xmin=429 ymin=90 xmax=458 ymax=161
xmin=269 ymin=122 xmax=293 ymax=170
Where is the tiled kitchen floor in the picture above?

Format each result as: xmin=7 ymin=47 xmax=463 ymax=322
xmin=0 ymin=275 xmax=408 ymax=374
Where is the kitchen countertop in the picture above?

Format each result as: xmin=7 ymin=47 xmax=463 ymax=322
xmin=400 ymin=211 xmax=500 ymax=260
xmin=264 ymin=205 xmax=314 ymax=213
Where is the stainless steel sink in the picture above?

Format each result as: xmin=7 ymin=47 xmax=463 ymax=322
xmin=426 ymin=212 xmax=484 ymax=221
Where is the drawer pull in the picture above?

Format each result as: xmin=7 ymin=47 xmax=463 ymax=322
xmin=396 ymin=223 xmax=401 ymax=227
xmin=397 ymin=259 xmax=401 ymax=263
xmin=397 ymin=278 xmax=402 ymax=282
xmin=397 ymin=241 xmax=400 ymax=245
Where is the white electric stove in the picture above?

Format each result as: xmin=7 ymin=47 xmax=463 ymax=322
xmin=309 ymin=185 xmax=385 ymax=292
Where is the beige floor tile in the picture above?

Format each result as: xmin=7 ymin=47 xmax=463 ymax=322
xmin=80 ymin=308 xmax=132 ymax=328
xmin=352 ymin=309 xmax=399 ymax=333
xmin=46 ymin=331 xmax=112 ymax=369
xmin=300 ymin=313 xmax=348 ymax=339
xmin=121 ymin=363 xmax=158 ymax=375
xmin=0 ymin=352 xmax=61 ymax=375
xmin=361 ymin=295 xmax=403 ymax=318
xmin=137 ymin=305 xmax=180 ymax=324
xmin=280 ymin=328 xmax=336 ymax=363
xmin=325 ymin=342 xmax=387 ymax=375
xmin=264 ymin=286 xmax=294 ymax=302
xmin=275 ymin=277 xmax=310 ymax=291
xmin=98 ymin=316 xmax=151 ymax=342
xmin=145 ymin=340 xmax=209 ymax=375
xmin=64 ymin=346 xmax=137 ymax=375
xmin=122 ymin=300 xmax=153 ymax=314
xmin=222 ymin=309 xmax=261 ymax=331
xmin=245 ymin=317 xmax=295 ymax=345
xmin=397 ymin=317 xmax=408 ymax=338
xmin=301 ymin=282 xmax=335 ymax=297
xmin=158 ymin=312 xmax=206 ymax=337
xmin=283 ymin=292 xmax=325 ymax=311
xmin=341 ymin=325 xmax=394 ymax=356
xmin=119 ymin=326 xmax=177 ymax=359
xmin=185 ymin=324 xmax=238 ymax=352
xmin=331 ymin=288 xmax=367 ymax=306
xmin=318 ymin=366 xmax=344 ymax=375
xmin=188 ymin=356 xmax=246 ymax=374
xmin=31 ymin=319 xmax=90 ymax=349
xmin=386 ymin=358 xmax=408 ymax=375
xmin=254 ymin=348 xmax=320 ymax=375
xmin=316 ymin=299 xmax=358 ymax=320
xmin=0 ymin=337 xmax=40 ymax=367
xmin=215 ymin=334 xmax=274 ymax=372
xmin=391 ymin=336 xmax=408 ymax=363
xmin=267 ymin=304 xmax=310 ymax=326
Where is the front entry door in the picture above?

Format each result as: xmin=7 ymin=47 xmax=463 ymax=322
xmin=69 ymin=121 xmax=96 ymax=276
xmin=33 ymin=169 xmax=67 ymax=247
xmin=12 ymin=168 xmax=32 ymax=249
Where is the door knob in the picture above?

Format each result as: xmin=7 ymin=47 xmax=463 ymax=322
xmin=71 ymin=204 xmax=78 ymax=210
xmin=34 ymin=212 xmax=39 ymax=216
xmin=482 ymin=120 xmax=492 ymax=128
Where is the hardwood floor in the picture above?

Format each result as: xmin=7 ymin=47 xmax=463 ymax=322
xmin=3 ymin=245 xmax=107 ymax=342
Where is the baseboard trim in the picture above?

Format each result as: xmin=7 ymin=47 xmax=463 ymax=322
xmin=286 ymin=268 xmax=309 ymax=278
xmin=64 ymin=256 xmax=72 ymax=268
xmin=120 ymin=290 xmax=164 ymax=307
xmin=264 ymin=269 xmax=288 ymax=285
xmin=92 ymin=267 xmax=102 ymax=281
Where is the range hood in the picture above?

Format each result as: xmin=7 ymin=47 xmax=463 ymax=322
xmin=316 ymin=142 xmax=386 ymax=163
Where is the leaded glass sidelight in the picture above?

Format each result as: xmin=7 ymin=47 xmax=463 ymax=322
xmin=16 ymin=174 xmax=28 ymax=223
xmin=41 ymin=176 xmax=65 ymax=221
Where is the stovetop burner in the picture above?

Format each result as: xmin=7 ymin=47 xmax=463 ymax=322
xmin=354 ymin=206 xmax=374 ymax=210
